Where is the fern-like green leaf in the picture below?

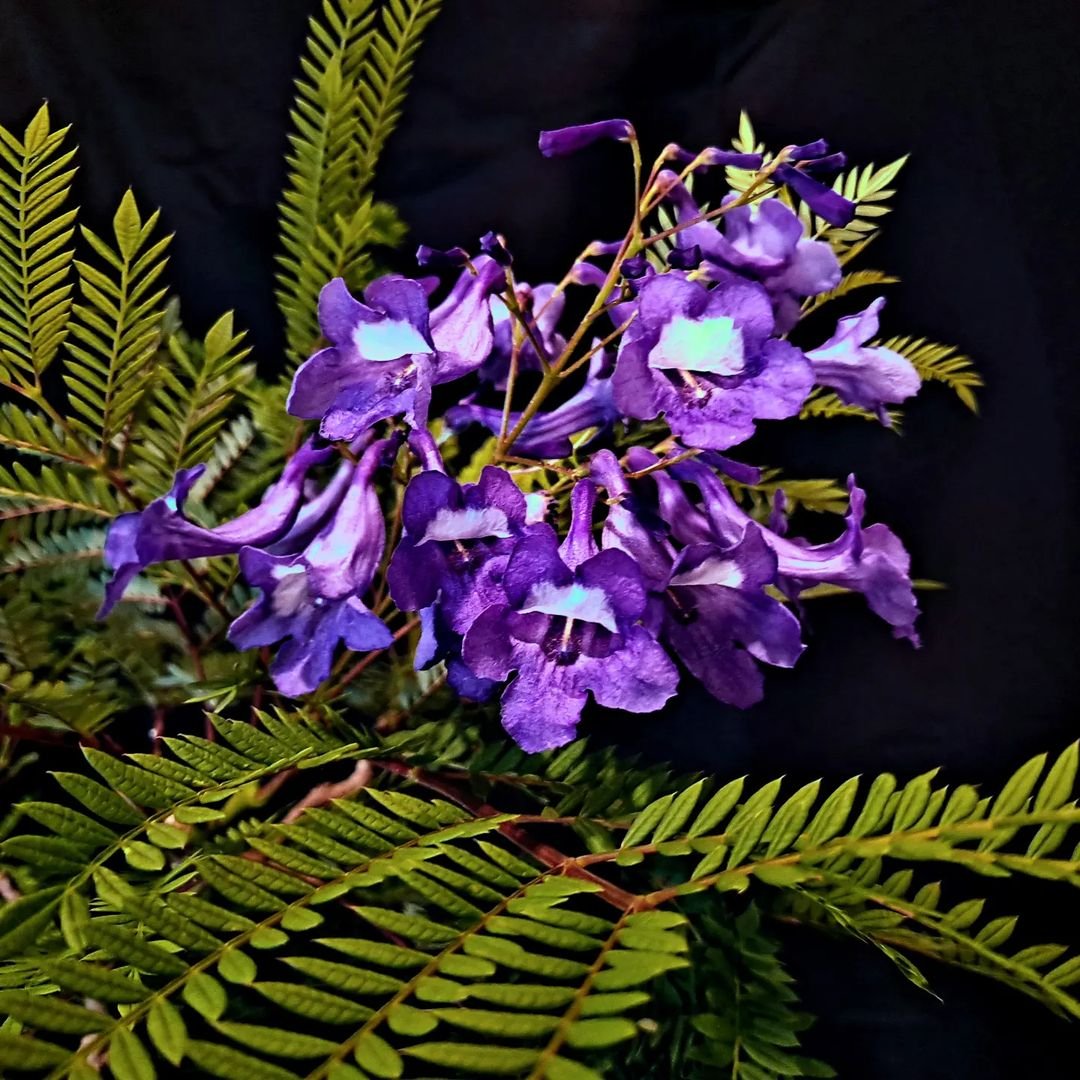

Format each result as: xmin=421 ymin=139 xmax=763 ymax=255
xmin=0 ymin=103 xmax=77 ymax=382
xmin=127 ymin=312 xmax=252 ymax=496
xmin=275 ymin=0 xmax=437 ymax=365
xmin=63 ymin=189 xmax=172 ymax=447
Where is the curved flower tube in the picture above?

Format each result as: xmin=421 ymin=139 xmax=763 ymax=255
xmin=806 ymin=297 xmax=921 ymax=419
xmin=226 ymin=437 xmax=399 ymax=696
xmin=99 ymin=439 xmax=332 ymax=616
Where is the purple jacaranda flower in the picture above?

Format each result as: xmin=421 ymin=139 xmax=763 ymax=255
xmin=591 ymin=450 xmax=803 ymax=706
xmin=479 ymin=230 xmax=512 ymax=266
xmin=670 ymin=457 xmax=920 ymax=644
xmin=449 ymin=352 xmax=618 ymax=459
xmin=227 ymin=438 xmax=397 ymax=696
xmin=462 ymin=481 xmax=678 ymax=751
xmin=287 ymin=257 xmax=504 ymax=441
xmin=774 ymin=140 xmax=855 ymax=227
xmin=539 ymin=119 xmax=635 ymax=158
xmin=660 ymin=173 xmax=840 ymax=332
xmin=612 ymin=271 xmax=813 ymax=450
xmin=387 ymin=465 xmax=535 ymax=635
xmin=98 ymin=440 xmax=333 ymax=617
xmin=416 ymin=244 xmax=470 ymax=269
xmin=479 ymin=281 xmax=566 ymax=388
xmin=660 ymin=529 xmax=804 ymax=708
xmin=806 ymin=297 xmax=920 ymax=420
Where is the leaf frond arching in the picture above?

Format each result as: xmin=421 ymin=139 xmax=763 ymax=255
xmin=801 ymin=268 xmax=900 ymax=317
xmin=799 ymin=388 xmax=902 ymax=427
xmin=1 ymin=719 xmax=1079 ymax=1077
xmin=127 ymin=311 xmax=253 ymax=497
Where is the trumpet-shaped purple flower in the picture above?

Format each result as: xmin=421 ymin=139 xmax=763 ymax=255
xmin=591 ymin=450 xmax=803 ymax=707
xmin=612 ymin=272 xmax=813 ymax=450
xmin=661 ymin=529 xmax=804 ymax=708
xmin=539 ymin=119 xmax=635 ymax=157
xmin=227 ymin=438 xmax=397 ymax=696
xmin=99 ymin=440 xmax=332 ymax=617
xmin=287 ymin=257 xmax=504 ymax=440
xmin=462 ymin=482 xmax=678 ymax=751
xmin=387 ymin=465 xmax=535 ymax=634
xmin=671 ymin=458 xmax=920 ymax=644
xmin=806 ymin=297 xmax=920 ymax=419
xmin=660 ymin=173 xmax=840 ymax=332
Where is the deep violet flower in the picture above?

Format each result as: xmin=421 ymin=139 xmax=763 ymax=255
xmin=612 ymin=271 xmax=813 ymax=450
xmin=462 ymin=482 xmax=678 ymax=751
xmin=227 ymin=438 xmax=398 ymax=696
xmin=806 ymin=297 xmax=920 ymax=419
xmin=387 ymin=465 xmax=536 ymax=635
xmin=539 ymin=119 xmax=635 ymax=158
xmin=591 ymin=450 xmax=803 ymax=707
xmin=287 ymin=256 xmax=504 ymax=441
xmin=774 ymin=139 xmax=855 ymax=227
xmin=659 ymin=173 xmax=840 ymax=331
xmin=98 ymin=440 xmax=332 ymax=617
xmin=670 ymin=456 xmax=921 ymax=644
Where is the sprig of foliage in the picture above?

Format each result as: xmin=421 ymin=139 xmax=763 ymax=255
xmin=63 ymin=191 xmax=172 ymax=450
xmin=276 ymin=0 xmax=433 ymax=364
xmin=0 ymin=103 xmax=77 ymax=384
xmin=0 ymin=719 xmax=1078 ymax=1078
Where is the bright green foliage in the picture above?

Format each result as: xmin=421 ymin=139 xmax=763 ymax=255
xmin=0 ymin=718 xmax=1078 ymax=1078
xmin=0 ymin=103 xmax=77 ymax=383
xmin=126 ymin=311 xmax=253 ymax=498
xmin=677 ymin=906 xmax=835 ymax=1078
xmin=64 ymin=191 xmax=172 ymax=448
xmin=276 ymin=0 xmax=435 ymax=365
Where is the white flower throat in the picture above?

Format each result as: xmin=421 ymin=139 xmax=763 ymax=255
xmin=648 ymin=313 xmax=746 ymax=378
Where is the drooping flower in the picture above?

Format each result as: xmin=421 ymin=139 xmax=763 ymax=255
xmin=591 ymin=450 xmax=803 ymax=707
xmin=612 ymin=271 xmax=813 ymax=450
xmin=539 ymin=119 xmax=635 ymax=158
xmin=660 ymin=173 xmax=840 ymax=331
xmin=98 ymin=440 xmax=332 ymax=616
xmin=806 ymin=297 xmax=920 ymax=419
xmin=660 ymin=529 xmax=805 ymax=707
xmin=287 ymin=257 xmax=504 ymax=441
xmin=670 ymin=457 xmax=921 ymax=644
xmin=462 ymin=482 xmax=678 ymax=751
xmin=227 ymin=438 xmax=397 ymax=696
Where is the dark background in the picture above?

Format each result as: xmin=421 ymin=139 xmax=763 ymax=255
xmin=2 ymin=1 xmax=1078 ymax=1075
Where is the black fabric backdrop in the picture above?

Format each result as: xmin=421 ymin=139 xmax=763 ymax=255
xmin=2 ymin=1 xmax=1078 ymax=1075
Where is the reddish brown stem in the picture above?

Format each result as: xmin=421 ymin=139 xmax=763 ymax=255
xmin=373 ymin=760 xmax=639 ymax=911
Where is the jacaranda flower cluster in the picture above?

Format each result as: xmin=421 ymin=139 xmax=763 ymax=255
xmin=100 ymin=120 xmax=925 ymax=751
